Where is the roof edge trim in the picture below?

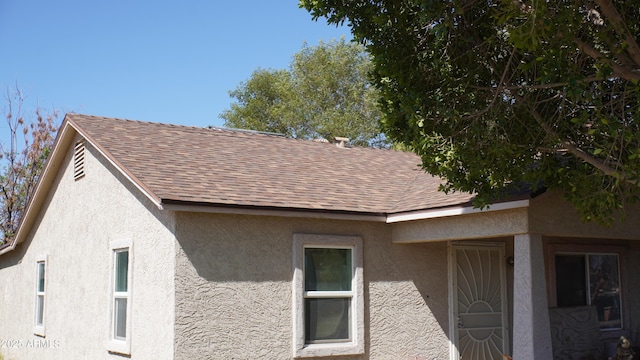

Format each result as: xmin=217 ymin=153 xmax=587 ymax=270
xmin=161 ymin=202 xmax=388 ymax=222
xmin=386 ymin=199 xmax=530 ymax=223
xmin=0 ymin=241 xmax=17 ymax=256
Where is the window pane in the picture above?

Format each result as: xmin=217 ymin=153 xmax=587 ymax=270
xmin=305 ymin=248 xmax=352 ymax=291
xmin=555 ymin=255 xmax=587 ymax=307
xmin=305 ymin=298 xmax=350 ymax=342
xmin=589 ymin=254 xmax=622 ymax=329
xmin=36 ymin=295 xmax=44 ymax=326
xmin=114 ymin=298 xmax=127 ymax=339
xmin=37 ymin=262 xmax=45 ymax=292
xmin=115 ymin=250 xmax=129 ymax=292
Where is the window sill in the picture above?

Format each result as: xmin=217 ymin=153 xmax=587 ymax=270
xmin=294 ymin=342 xmax=364 ymax=358
xmin=106 ymin=339 xmax=130 ymax=356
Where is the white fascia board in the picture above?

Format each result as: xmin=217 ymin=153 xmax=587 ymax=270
xmin=386 ymin=199 xmax=530 ymax=223
xmin=164 ymin=200 xmax=530 ymax=223
xmin=0 ymin=241 xmax=17 ymax=256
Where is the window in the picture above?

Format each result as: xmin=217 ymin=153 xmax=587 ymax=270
xmin=555 ymin=253 xmax=622 ymax=330
xmin=108 ymin=239 xmax=132 ymax=354
xmin=34 ymin=256 xmax=47 ymax=336
xmin=293 ymin=234 xmax=364 ymax=358
xmin=114 ymin=250 xmax=129 ymax=339
xmin=305 ymin=248 xmax=352 ymax=343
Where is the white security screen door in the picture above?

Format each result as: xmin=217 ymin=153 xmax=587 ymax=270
xmin=449 ymin=243 xmax=510 ymax=360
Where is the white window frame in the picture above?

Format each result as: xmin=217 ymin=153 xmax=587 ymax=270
xmin=33 ymin=255 xmax=47 ymax=336
xmin=107 ymin=239 xmax=133 ymax=355
xmin=292 ymin=234 xmax=364 ymax=358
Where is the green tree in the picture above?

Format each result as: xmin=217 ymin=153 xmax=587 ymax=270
xmin=301 ymin=0 xmax=640 ymax=224
xmin=1 ymin=87 xmax=58 ymax=243
xmin=221 ymin=38 xmax=388 ymax=147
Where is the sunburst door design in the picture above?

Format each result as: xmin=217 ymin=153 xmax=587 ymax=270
xmin=450 ymin=244 xmax=509 ymax=360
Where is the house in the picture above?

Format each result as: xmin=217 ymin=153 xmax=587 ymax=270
xmin=0 ymin=113 xmax=638 ymax=360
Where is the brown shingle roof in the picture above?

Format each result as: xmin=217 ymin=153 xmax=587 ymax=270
xmin=67 ymin=114 xmax=475 ymax=214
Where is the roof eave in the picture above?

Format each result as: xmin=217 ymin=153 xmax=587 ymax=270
xmin=160 ymin=198 xmax=532 ymax=224
xmin=160 ymin=200 xmax=389 ymax=222
xmin=0 ymin=240 xmax=17 ymax=256
xmin=385 ymin=199 xmax=531 ymax=223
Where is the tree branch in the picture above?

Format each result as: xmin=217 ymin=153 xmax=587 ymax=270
xmin=470 ymin=76 xmax=604 ymax=91
xmin=463 ymin=48 xmax=517 ymax=120
xmin=575 ymin=38 xmax=640 ymax=81
xmin=517 ymin=95 xmax=634 ymax=183
xmin=593 ymin=0 xmax=640 ymax=68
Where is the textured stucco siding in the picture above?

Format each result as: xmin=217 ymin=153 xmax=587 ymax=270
xmin=392 ymin=208 xmax=528 ymax=243
xmin=529 ymin=192 xmax=640 ymax=240
xmin=392 ymin=191 xmax=640 ymax=244
xmin=174 ymin=213 xmax=452 ymax=359
xmin=0 ymin=137 xmax=176 ymax=360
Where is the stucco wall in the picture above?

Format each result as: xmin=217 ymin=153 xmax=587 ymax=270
xmin=392 ymin=192 xmax=640 ymax=244
xmin=0 ymin=137 xmax=176 ymax=360
xmin=174 ymin=213 xmax=453 ymax=359
xmin=529 ymin=192 xmax=640 ymax=240
xmin=392 ymin=208 xmax=528 ymax=243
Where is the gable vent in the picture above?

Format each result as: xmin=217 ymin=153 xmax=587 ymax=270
xmin=73 ymin=141 xmax=86 ymax=181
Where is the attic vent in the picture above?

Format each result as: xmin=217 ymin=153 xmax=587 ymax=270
xmin=73 ymin=141 xmax=86 ymax=181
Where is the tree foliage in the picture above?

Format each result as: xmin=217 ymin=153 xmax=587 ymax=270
xmin=301 ymin=0 xmax=640 ymax=224
xmin=1 ymin=87 xmax=58 ymax=243
xmin=220 ymin=38 xmax=388 ymax=147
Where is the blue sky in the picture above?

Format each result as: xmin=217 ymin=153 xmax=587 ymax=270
xmin=0 ymin=0 xmax=351 ymax=138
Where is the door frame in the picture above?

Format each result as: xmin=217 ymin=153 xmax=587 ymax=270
xmin=448 ymin=241 xmax=510 ymax=360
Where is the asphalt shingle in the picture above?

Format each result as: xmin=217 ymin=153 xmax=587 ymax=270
xmin=67 ymin=114 xmax=475 ymax=214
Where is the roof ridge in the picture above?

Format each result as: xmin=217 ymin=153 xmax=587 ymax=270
xmin=67 ymin=114 xmax=417 ymax=152
xmin=206 ymin=126 xmax=286 ymax=138
xmin=67 ymin=113 xmax=213 ymax=132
